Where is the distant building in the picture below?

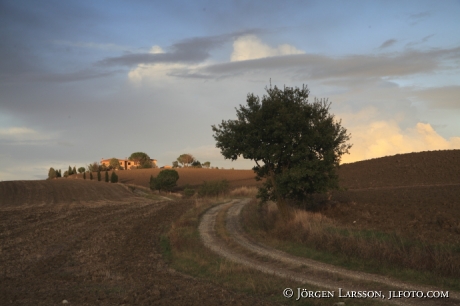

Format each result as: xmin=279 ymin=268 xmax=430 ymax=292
xmin=100 ymin=158 xmax=157 ymax=170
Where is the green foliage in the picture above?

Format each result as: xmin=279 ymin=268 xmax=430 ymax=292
xmin=63 ymin=171 xmax=69 ymax=178
xmin=110 ymin=171 xmax=118 ymax=183
xmin=150 ymin=169 xmax=179 ymax=193
xmin=78 ymin=167 xmax=85 ymax=174
xmin=172 ymin=161 xmax=180 ymax=168
xmin=129 ymin=152 xmax=153 ymax=169
xmin=88 ymin=162 xmax=99 ymax=172
xmin=109 ymin=158 xmax=120 ymax=170
xmin=176 ymin=153 xmax=195 ymax=167
xmin=198 ymin=180 xmax=229 ymax=198
xmin=97 ymin=170 xmax=101 ymax=181
xmin=68 ymin=166 xmax=72 ymax=175
xmin=56 ymin=169 xmax=61 ymax=178
xmin=48 ymin=167 xmax=56 ymax=180
xmin=212 ymin=84 xmax=352 ymax=207
xmin=89 ymin=172 xmax=93 ymax=180
xmin=72 ymin=166 xmax=77 ymax=175
xmin=191 ymin=160 xmax=202 ymax=168
xmin=202 ymin=161 xmax=211 ymax=168
xmin=105 ymin=170 xmax=109 ymax=182
xmin=183 ymin=188 xmax=195 ymax=198
xmin=83 ymin=172 xmax=86 ymax=180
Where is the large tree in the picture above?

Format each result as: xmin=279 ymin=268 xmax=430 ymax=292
xmin=129 ymin=152 xmax=153 ymax=169
xmin=212 ymin=84 xmax=351 ymax=216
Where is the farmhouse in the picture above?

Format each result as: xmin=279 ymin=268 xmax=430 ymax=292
xmin=100 ymin=158 xmax=157 ymax=170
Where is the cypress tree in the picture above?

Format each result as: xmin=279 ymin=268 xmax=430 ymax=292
xmin=90 ymin=172 xmax=93 ymax=180
xmin=83 ymin=172 xmax=86 ymax=180
xmin=97 ymin=170 xmax=101 ymax=181
xmin=73 ymin=166 xmax=77 ymax=175
xmin=68 ymin=166 xmax=72 ymax=175
xmin=105 ymin=170 xmax=109 ymax=182
xmin=110 ymin=171 xmax=118 ymax=183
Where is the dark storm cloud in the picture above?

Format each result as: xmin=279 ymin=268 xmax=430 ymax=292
xmin=97 ymin=30 xmax=262 ymax=67
xmin=379 ymin=39 xmax=397 ymax=49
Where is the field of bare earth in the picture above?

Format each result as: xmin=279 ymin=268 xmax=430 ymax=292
xmin=1 ymin=150 xmax=459 ymax=305
xmin=72 ymin=168 xmax=259 ymax=190
xmin=0 ymin=180 xmax=277 ymax=305
xmin=328 ymin=150 xmax=460 ymax=246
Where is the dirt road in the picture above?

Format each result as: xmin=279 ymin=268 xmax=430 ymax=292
xmin=199 ymin=199 xmax=460 ymax=306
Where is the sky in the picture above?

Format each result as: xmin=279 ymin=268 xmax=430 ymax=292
xmin=1 ymin=0 xmax=460 ymax=180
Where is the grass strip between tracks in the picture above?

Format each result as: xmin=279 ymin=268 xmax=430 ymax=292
xmin=161 ymin=197 xmax=385 ymax=305
xmin=240 ymin=199 xmax=460 ymax=293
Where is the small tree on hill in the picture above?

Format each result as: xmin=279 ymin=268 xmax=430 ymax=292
xmin=105 ymin=170 xmax=109 ymax=182
xmin=72 ymin=166 xmax=77 ymax=175
xmin=129 ymin=152 xmax=153 ymax=169
xmin=172 ymin=161 xmax=180 ymax=168
xmin=177 ymin=154 xmax=195 ymax=167
xmin=109 ymin=158 xmax=121 ymax=170
xmin=90 ymin=172 xmax=93 ymax=180
xmin=68 ymin=166 xmax=72 ymax=175
xmin=110 ymin=171 xmax=118 ymax=183
xmin=212 ymin=84 xmax=352 ymax=217
xmin=57 ymin=169 xmax=62 ymax=177
xmin=88 ymin=162 xmax=99 ymax=172
xmin=150 ymin=169 xmax=179 ymax=193
xmin=48 ymin=167 xmax=56 ymax=180
xmin=78 ymin=167 xmax=85 ymax=174
xmin=202 ymin=161 xmax=211 ymax=168
xmin=191 ymin=160 xmax=202 ymax=168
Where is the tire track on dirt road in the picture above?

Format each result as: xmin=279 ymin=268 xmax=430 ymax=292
xmin=199 ymin=199 xmax=460 ymax=306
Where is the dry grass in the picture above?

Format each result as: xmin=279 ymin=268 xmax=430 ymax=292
xmin=230 ymin=186 xmax=259 ymax=197
xmin=242 ymin=199 xmax=460 ymax=289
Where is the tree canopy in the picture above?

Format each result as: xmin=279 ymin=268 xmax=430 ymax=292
xmin=129 ymin=152 xmax=153 ymax=169
xmin=212 ymin=84 xmax=351 ymax=212
xmin=109 ymin=158 xmax=121 ymax=170
xmin=150 ymin=170 xmax=179 ymax=193
xmin=176 ymin=154 xmax=195 ymax=167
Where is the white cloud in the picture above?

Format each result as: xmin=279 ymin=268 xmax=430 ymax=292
xmin=0 ymin=127 xmax=54 ymax=144
xmin=342 ymin=120 xmax=460 ymax=163
xmin=230 ymin=35 xmax=305 ymax=62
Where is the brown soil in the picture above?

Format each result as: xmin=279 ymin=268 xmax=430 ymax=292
xmin=0 ymin=180 xmax=276 ymax=305
xmin=71 ymin=168 xmax=259 ymax=190
xmin=2 ymin=149 xmax=460 ymax=305
xmin=321 ymin=150 xmax=460 ymax=245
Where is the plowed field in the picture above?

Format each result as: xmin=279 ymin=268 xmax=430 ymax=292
xmin=1 ymin=150 xmax=460 ymax=304
xmin=0 ymin=180 xmax=276 ymax=305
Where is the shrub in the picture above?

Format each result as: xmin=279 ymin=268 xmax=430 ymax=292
xmin=183 ymin=188 xmax=195 ymax=198
xmin=110 ymin=171 xmax=118 ymax=183
xmin=150 ymin=169 xmax=179 ymax=193
xmin=198 ymin=180 xmax=229 ymax=198
xmin=105 ymin=170 xmax=109 ymax=182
